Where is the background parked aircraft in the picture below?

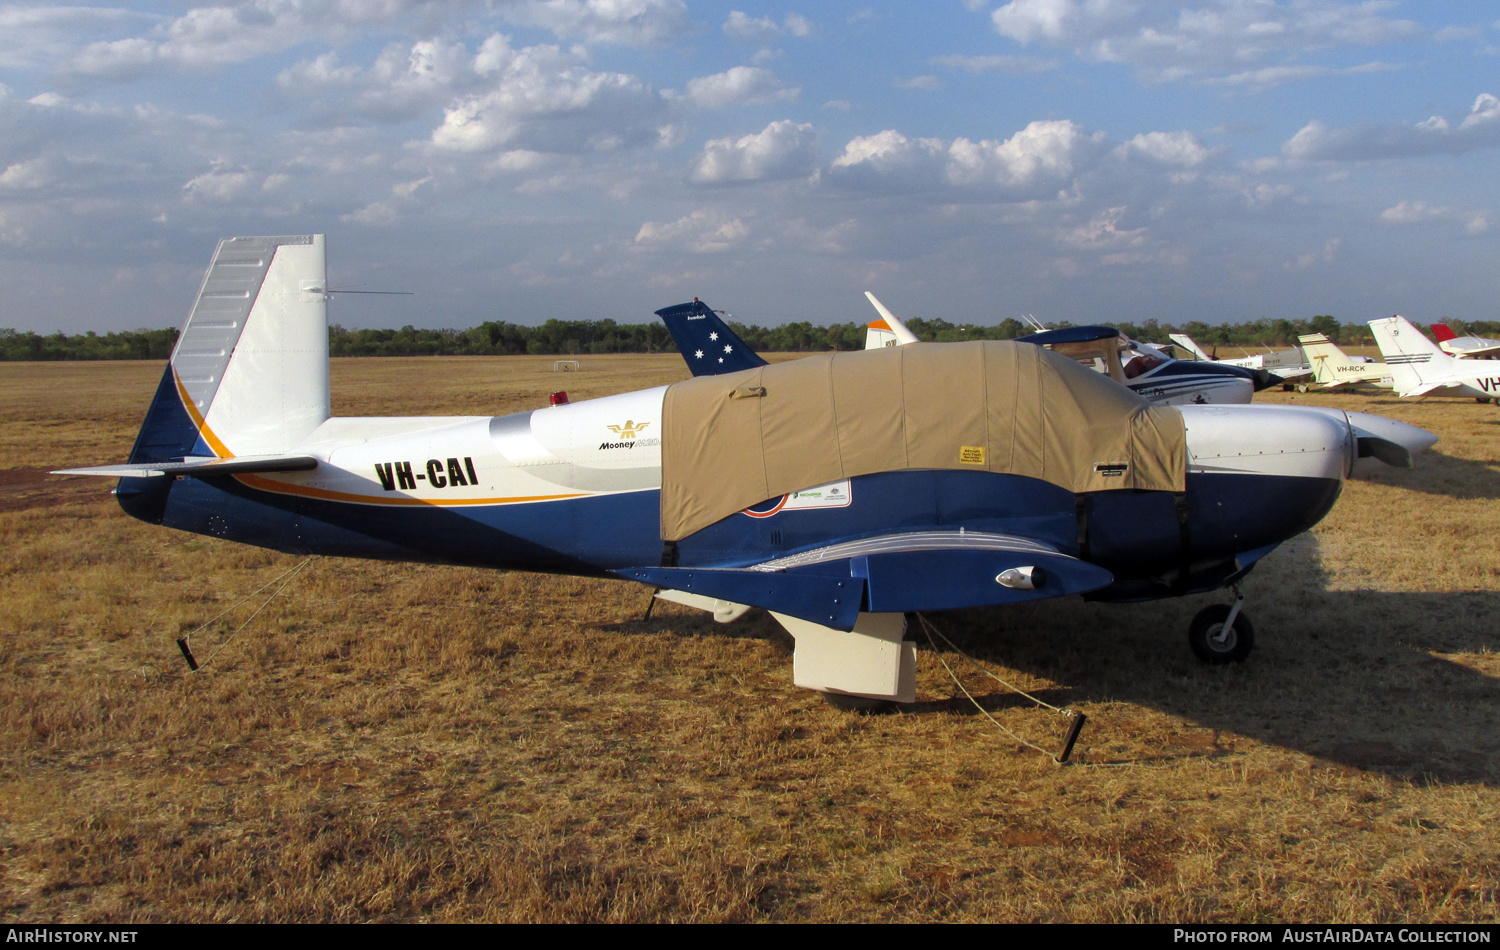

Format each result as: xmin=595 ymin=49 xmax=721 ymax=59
xmin=1167 ymin=334 xmax=1312 ymax=390
xmin=1371 ymin=315 xmax=1500 ymax=402
xmin=1298 ymin=334 xmax=1393 ymax=390
xmin=1430 ymin=323 xmax=1500 ymax=360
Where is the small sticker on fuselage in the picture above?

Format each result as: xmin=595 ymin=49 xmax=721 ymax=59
xmin=742 ymin=480 xmax=853 ymax=518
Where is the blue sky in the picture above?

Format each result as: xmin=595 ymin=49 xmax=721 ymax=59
xmin=0 ymin=0 xmax=1496 ymax=333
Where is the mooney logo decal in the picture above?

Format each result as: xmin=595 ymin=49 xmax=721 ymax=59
xmin=374 ymin=457 xmax=479 ymax=491
xmin=608 ymin=420 xmax=650 ymax=439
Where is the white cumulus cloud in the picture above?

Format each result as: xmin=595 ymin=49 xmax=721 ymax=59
xmin=685 ymin=66 xmax=799 ymax=108
xmin=1284 ymin=93 xmax=1500 ymax=160
xmin=989 ymin=0 xmax=1423 ymax=83
xmin=431 ymin=35 xmax=667 ymax=154
xmin=502 ymin=0 xmax=689 ymax=47
xmin=690 ymin=120 xmax=816 ymax=183
xmin=828 ymin=120 xmax=1103 ymax=197
xmin=723 ymin=10 xmax=813 ymax=42
xmin=1380 ymin=201 xmax=1490 ymax=234
xmin=1119 ymin=130 xmax=1213 ymax=166
xmin=635 ymin=208 xmax=750 ymax=252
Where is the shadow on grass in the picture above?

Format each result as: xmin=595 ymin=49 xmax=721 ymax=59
xmin=625 ymin=532 xmax=1499 ymax=786
xmin=1356 ymin=450 xmax=1500 ymax=500
xmin=922 ymin=533 xmax=1500 ymax=786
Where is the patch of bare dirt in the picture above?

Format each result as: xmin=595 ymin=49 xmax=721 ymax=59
xmin=0 ymin=469 xmax=108 ymax=513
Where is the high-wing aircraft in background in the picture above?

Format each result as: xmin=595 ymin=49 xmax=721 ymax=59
xmin=663 ymin=295 xmax=1278 ymax=405
xmin=862 ymin=295 xmax=1284 ymax=403
xmin=1430 ymin=323 xmax=1500 ymax=360
xmin=55 ymin=236 xmax=1436 ymax=705
xmin=1014 ymin=325 xmax=1280 ymax=405
xmin=1298 ymin=334 xmax=1393 ymax=390
xmin=1167 ymin=334 xmax=1312 ymax=390
xmin=1371 ymin=315 xmax=1500 ymax=402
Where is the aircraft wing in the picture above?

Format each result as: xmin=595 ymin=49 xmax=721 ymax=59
xmin=1015 ymin=325 xmax=1123 ymax=346
xmin=614 ymin=530 xmax=1114 ymax=630
xmin=52 ymin=455 xmax=319 ymax=478
xmin=1453 ymin=340 xmax=1500 ymax=359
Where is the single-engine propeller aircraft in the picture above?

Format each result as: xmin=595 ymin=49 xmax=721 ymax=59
xmin=56 ymin=236 xmax=1437 ymax=704
xmin=1166 ymin=334 xmax=1312 ymax=391
xmin=661 ymin=295 xmax=1280 ymax=407
xmin=1370 ymin=315 xmax=1500 ymax=402
xmin=1429 ymin=323 xmax=1500 ymax=360
xmin=1013 ymin=325 xmax=1281 ymax=405
xmin=1297 ymin=334 xmax=1393 ymax=390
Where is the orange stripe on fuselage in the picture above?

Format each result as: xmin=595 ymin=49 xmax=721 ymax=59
xmin=234 ymin=473 xmax=588 ymax=508
xmin=172 ymin=368 xmax=590 ymax=508
xmin=172 ymin=369 xmax=233 ymax=458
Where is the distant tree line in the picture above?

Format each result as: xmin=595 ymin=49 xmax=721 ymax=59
xmin=5 ymin=316 xmax=1498 ymax=361
xmin=0 ymin=327 xmax=179 ymax=361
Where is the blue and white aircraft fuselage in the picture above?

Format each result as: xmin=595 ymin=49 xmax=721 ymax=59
xmin=58 ymin=236 xmax=1437 ymax=703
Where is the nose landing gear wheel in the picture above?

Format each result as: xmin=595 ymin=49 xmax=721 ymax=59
xmin=1188 ymin=604 xmax=1255 ymax=664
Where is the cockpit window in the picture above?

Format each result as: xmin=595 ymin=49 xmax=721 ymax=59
xmin=1123 ymin=354 xmax=1164 ymax=378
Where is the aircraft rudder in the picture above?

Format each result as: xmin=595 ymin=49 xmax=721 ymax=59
xmin=178 ymin=235 xmax=330 ymax=455
xmin=1369 ymin=316 xmax=1445 ymax=392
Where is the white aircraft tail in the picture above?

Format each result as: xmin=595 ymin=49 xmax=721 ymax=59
xmin=170 ymin=235 xmax=331 ymax=456
xmin=862 ymin=292 xmax=920 ymax=347
xmin=1297 ymin=333 xmax=1384 ymax=388
xmin=1169 ymin=334 xmax=1213 ymax=361
xmin=1368 ymin=315 xmax=1458 ymax=396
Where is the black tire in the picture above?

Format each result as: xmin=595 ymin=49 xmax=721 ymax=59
xmin=821 ymin=692 xmax=897 ymax=714
xmin=1188 ymin=604 xmax=1255 ymax=664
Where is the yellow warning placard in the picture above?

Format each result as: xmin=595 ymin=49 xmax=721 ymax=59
xmin=959 ymin=445 xmax=986 ymax=465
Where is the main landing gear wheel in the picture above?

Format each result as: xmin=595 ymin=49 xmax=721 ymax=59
xmin=1188 ymin=604 xmax=1255 ymax=664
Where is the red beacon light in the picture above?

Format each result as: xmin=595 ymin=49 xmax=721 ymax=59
xmin=550 ymin=391 xmax=569 ymax=406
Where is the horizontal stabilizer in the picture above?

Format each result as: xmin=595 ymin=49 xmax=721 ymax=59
xmin=53 ymin=455 xmax=319 ymax=478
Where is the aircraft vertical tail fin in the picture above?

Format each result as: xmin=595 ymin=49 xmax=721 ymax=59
xmin=1298 ymin=333 xmax=1365 ymax=386
xmin=1369 ymin=315 xmax=1453 ymax=395
xmin=1430 ymin=323 xmax=1457 ymax=343
xmin=135 ymin=235 xmax=330 ymax=462
xmin=656 ymin=299 xmax=768 ymax=376
xmin=1169 ymin=334 xmax=1213 ymax=361
xmin=863 ymin=293 xmax=920 ymax=346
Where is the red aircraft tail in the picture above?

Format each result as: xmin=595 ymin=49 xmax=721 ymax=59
xmin=1430 ymin=323 xmax=1457 ymax=342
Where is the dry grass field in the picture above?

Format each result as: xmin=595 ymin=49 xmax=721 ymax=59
xmin=2 ymin=354 xmax=1497 ymax=923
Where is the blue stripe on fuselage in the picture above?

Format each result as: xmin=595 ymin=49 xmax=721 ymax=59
xmin=125 ymin=467 xmax=1342 ymax=601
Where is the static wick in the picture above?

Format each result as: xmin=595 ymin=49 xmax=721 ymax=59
xmin=175 ymin=637 xmax=200 ymax=672
xmin=1055 ymin=711 xmax=1087 ymax=764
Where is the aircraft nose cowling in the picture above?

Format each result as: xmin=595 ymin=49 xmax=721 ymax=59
xmin=1179 ymin=405 xmax=1352 ymax=482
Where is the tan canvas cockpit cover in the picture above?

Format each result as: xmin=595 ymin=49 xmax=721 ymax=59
xmin=660 ymin=341 xmax=1186 ymax=541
